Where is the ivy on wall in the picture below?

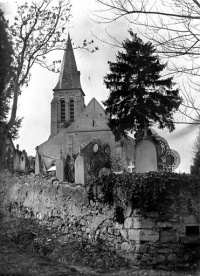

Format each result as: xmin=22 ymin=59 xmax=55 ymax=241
xmin=87 ymin=172 xmax=200 ymax=219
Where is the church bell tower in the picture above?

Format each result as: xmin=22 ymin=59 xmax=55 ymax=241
xmin=50 ymin=34 xmax=85 ymax=136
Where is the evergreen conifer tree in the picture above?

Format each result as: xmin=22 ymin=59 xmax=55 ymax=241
xmin=192 ymin=128 xmax=200 ymax=176
xmin=103 ymin=30 xmax=182 ymax=139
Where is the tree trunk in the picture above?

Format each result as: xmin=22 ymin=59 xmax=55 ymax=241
xmin=0 ymin=123 xmax=9 ymax=170
xmin=0 ymin=73 xmax=20 ymax=171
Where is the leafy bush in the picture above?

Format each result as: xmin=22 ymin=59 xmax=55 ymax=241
xmin=87 ymin=172 xmax=200 ymax=218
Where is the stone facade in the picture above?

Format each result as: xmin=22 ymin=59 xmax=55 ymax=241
xmin=37 ymin=34 xmax=135 ymax=172
xmin=1 ymin=171 xmax=200 ymax=270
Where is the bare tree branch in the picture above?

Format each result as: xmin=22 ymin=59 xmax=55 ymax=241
xmin=94 ymin=0 xmax=200 ymax=124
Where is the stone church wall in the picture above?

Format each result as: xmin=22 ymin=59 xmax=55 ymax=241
xmin=66 ymin=130 xmax=117 ymax=158
xmin=67 ymin=98 xmax=110 ymax=133
xmin=38 ymin=129 xmax=131 ymax=171
xmin=1 ymin=171 xmax=199 ymax=269
xmin=39 ymin=130 xmax=67 ymax=168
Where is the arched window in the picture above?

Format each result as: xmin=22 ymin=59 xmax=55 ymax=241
xmin=69 ymin=99 xmax=75 ymax=121
xmin=60 ymin=99 xmax=65 ymax=121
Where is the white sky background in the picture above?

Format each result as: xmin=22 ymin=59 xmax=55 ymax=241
xmin=1 ymin=0 xmax=199 ymax=173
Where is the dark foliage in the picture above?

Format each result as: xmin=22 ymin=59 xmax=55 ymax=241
xmin=103 ymin=30 xmax=182 ymax=139
xmin=0 ymin=9 xmax=13 ymax=122
xmin=192 ymin=128 xmax=200 ymax=176
xmin=0 ymin=10 xmax=22 ymax=144
xmin=87 ymin=172 xmax=200 ymax=218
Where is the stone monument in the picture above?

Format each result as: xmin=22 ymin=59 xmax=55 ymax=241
xmin=14 ymin=144 xmax=20 ymax=172
xmin=75 ymin=151 xmax=87 ymax=185
xmin=135 ymin=130 xmax=158 ymax=173
xmin=56 ymin=150 xmax=66 ymax=182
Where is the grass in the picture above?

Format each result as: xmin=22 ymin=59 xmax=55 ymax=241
xmin=0 ymin=216 xmax=130 ymax=274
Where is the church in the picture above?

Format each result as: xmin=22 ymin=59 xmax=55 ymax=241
xmin=37 ymin=34 xmax=135 ymax=173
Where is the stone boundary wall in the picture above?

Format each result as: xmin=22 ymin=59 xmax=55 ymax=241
xmin=0 ymin=171 xmax=199 ymax=269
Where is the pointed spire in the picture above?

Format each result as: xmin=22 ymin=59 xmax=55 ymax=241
xmin=54 ymin=33 xmax=82 ymax=90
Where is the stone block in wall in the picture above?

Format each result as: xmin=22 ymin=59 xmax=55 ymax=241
xmin=124 ymin=217 xmax=132 ymax=229
xmin=138 ymin=243 xmax=149 ymax=254
xmin=121 ymin=241 xmax=130 ymax=251
xmin=128 ymin=229 xmax=140 ymax=241
xmin=157 ymin=222 xmax=173 ymax=228
xmin=133 ymin=217 xmax=155 ymax=229
xmin=158 ymin=248 xmax=172 ymax=254
xmin=139 ymin=229 xmax=159 ymax=242
xmin=181 ymin=215 xmax=198 ymax=224
xmin=160 ymin=231 xmax=176 ymax=243
xmin=141 ymin=254 xmax=151 ymax=263
xmin=168 ymin=253 xmax=177 ymax=262
xmin=153 ymin=254 xmax=166 ymax=263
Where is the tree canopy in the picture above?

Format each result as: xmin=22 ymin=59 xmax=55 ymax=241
xmin=0 ymin=9 xmax=13 ymax=122
xmin=0 ymin=0 xmax=72 ymax=169
xmin=7 ymin=0 xmax=72 ymax=131
xmin=95 ymin=0 xmax=200 ymax=125
xmin=192 ymin=128 xmax=200 ymax=176
xmin=103 ymin=31 xmax=182 ymax=139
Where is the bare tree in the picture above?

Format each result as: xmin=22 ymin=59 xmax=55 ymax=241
xmin=95 ymin=0 xmax=200 ymax=124
xmin=95 ymin=1 xmax=200 ymax=65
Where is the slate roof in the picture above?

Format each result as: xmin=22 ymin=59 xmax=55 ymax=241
xmin=54 ymin=33 xmax=84 ymax=94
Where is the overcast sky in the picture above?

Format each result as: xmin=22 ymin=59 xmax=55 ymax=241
xmin=1 ymin=0 xmax=198 ymax=173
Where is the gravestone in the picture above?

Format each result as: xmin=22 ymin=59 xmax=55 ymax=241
xmin=135 ymin=128 xmax=181 ymax=172
xmin=56 ymin=150 xmax=65 ymax=182
xmin=135 ymin=133 xmax=158 ymax=173
xmin=14 ymin=144 xmax=20 ymax=172
xmin=80 ymin=139 xmax=112 ymax=177
xmin=65 ymin=154 xmax=75 ymax=182
xmin=19 ymin=150 xmax=27 ymax=172
xmin=165 ymin=149 xmax=181 ymax=172
xmin=75 ymin=153 xmax=87 ymax=185
xmin=35 ymin=146 xmax=41 ymax=175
